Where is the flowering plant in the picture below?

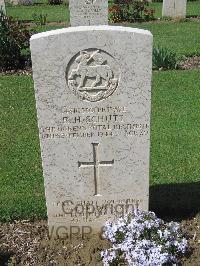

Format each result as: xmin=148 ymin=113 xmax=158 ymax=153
xmin=143 ymin=8 xmax=155 ymax=21
xmin=108 ymin=6 xmax=122 ymax=23
xmin=101 ymin=209 xmax=187 ymax=266
xmin=109 ymin=0 xmax=155 ymax=23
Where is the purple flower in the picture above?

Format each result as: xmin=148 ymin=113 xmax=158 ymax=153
xmin=101 ymin=209 xmax=188 ymax=266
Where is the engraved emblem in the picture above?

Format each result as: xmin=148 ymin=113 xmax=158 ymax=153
xmin=66 ymin=49 xmax=119 ymax=102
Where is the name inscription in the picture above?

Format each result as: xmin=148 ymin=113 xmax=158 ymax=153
xmin=70 ymin=2 xmax=106 ymax=25
xmin=41 ymin=105 xmax=149 ymax=139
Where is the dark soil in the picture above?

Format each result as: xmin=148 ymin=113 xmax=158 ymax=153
xmin=0 ymin=68 xmax=32 ymax=76
xmin=116 ymin=16 xmax=200 ymax=26
xmin=0 ymin=220 xmax=109 ymax=266
xmin=179 ymin=56 xmax=200 ymax=70
xmin=0 ymin=214 xmax=200 ymax=266
xmin=181 ymin=214 xmax=200 ymax=266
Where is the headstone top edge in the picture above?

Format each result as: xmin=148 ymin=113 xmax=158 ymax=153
xmin=30 ymin=26 xmax=153 ymax=42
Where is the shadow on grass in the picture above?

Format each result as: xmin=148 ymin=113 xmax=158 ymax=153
xmin=186 ymin=15 xmax=200 ymax=18
xmin=150 ymin=182 xmax=200 ymax=221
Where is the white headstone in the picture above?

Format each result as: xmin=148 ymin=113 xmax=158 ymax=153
xmin=0 ymin=0 xmax=6 ymax=13
xmin=69 ymin=0 xmax=108 ymax=26
xmin=11 ymin=0 xmax=32 ymax=5
xmin=30 ymin=26 xmax=152 ymax=237
xmin=162 ymin=0 xmax=187 ymax=18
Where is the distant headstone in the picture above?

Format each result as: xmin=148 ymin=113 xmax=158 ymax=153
xmin=162 ymin=0 xmax=187 ymax=18
xmin=30 ymin=26 xmax=152 ymax=237
xmin=69 ymin=0 xmax=108 ymax=26
xmin=11 ymin=0 xmax=32 ymax=5
xmin=0 ymin=0 xmax=6 ymax=13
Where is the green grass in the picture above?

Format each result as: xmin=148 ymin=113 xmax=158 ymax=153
xmin=34 ymin=21 xmax=200 ymax=58
xmin=151 ymin=70 xmax=200 ymax=185
xmin=0 ymin=75 xmax=46 ymax=221
xmin=7 ymin=3 xmax=70 ymax=23
xmin=133 ymin=21 xmax=200 ymax=57
xmin=0 ymin=70 xmax=200 ymax=221
xmin=6 ymin=0 xmax=200 ymax=22
xmin=5 ymin=0 xmax=200 ymax=57
xmin=150 ymin=70 xmax=200 ymax=217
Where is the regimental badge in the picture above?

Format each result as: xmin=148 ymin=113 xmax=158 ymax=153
xmin=66 ymin=49 xmax=119 ymax=102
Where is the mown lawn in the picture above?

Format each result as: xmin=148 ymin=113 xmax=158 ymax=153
xmin=7 ymin=3 xmax=70 ymax=23
xmin=131 ymin=21 xmax=200 ymax=57
xmin=0 ymin=70 xmax=199 ymax=221
xmin=6 ymin=0 xmax=200 ymax=22
xmin=5 ymin=0 xmax=200 ymax=58
xmin=34 ymin=21 xmax=200 ymax=58
xmin=0 ymin=76 xmax=46 ymax=221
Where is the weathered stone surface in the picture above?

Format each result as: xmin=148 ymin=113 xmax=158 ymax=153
xmin=162 ymin=0 xmax=187 ymax=18
xmin=69 ymin=0 xmax=108 ymax=26
xmin=11 ymin=0 xmax=32 ymax=6
xmin=0 ymin=0 xmax=6 ymax=13
xmin=30 ymin=26 xmax=152 ymax=237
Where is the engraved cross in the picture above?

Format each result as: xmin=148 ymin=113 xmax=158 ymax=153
xmin=78 ymin=143 xmax=114 ymax=196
